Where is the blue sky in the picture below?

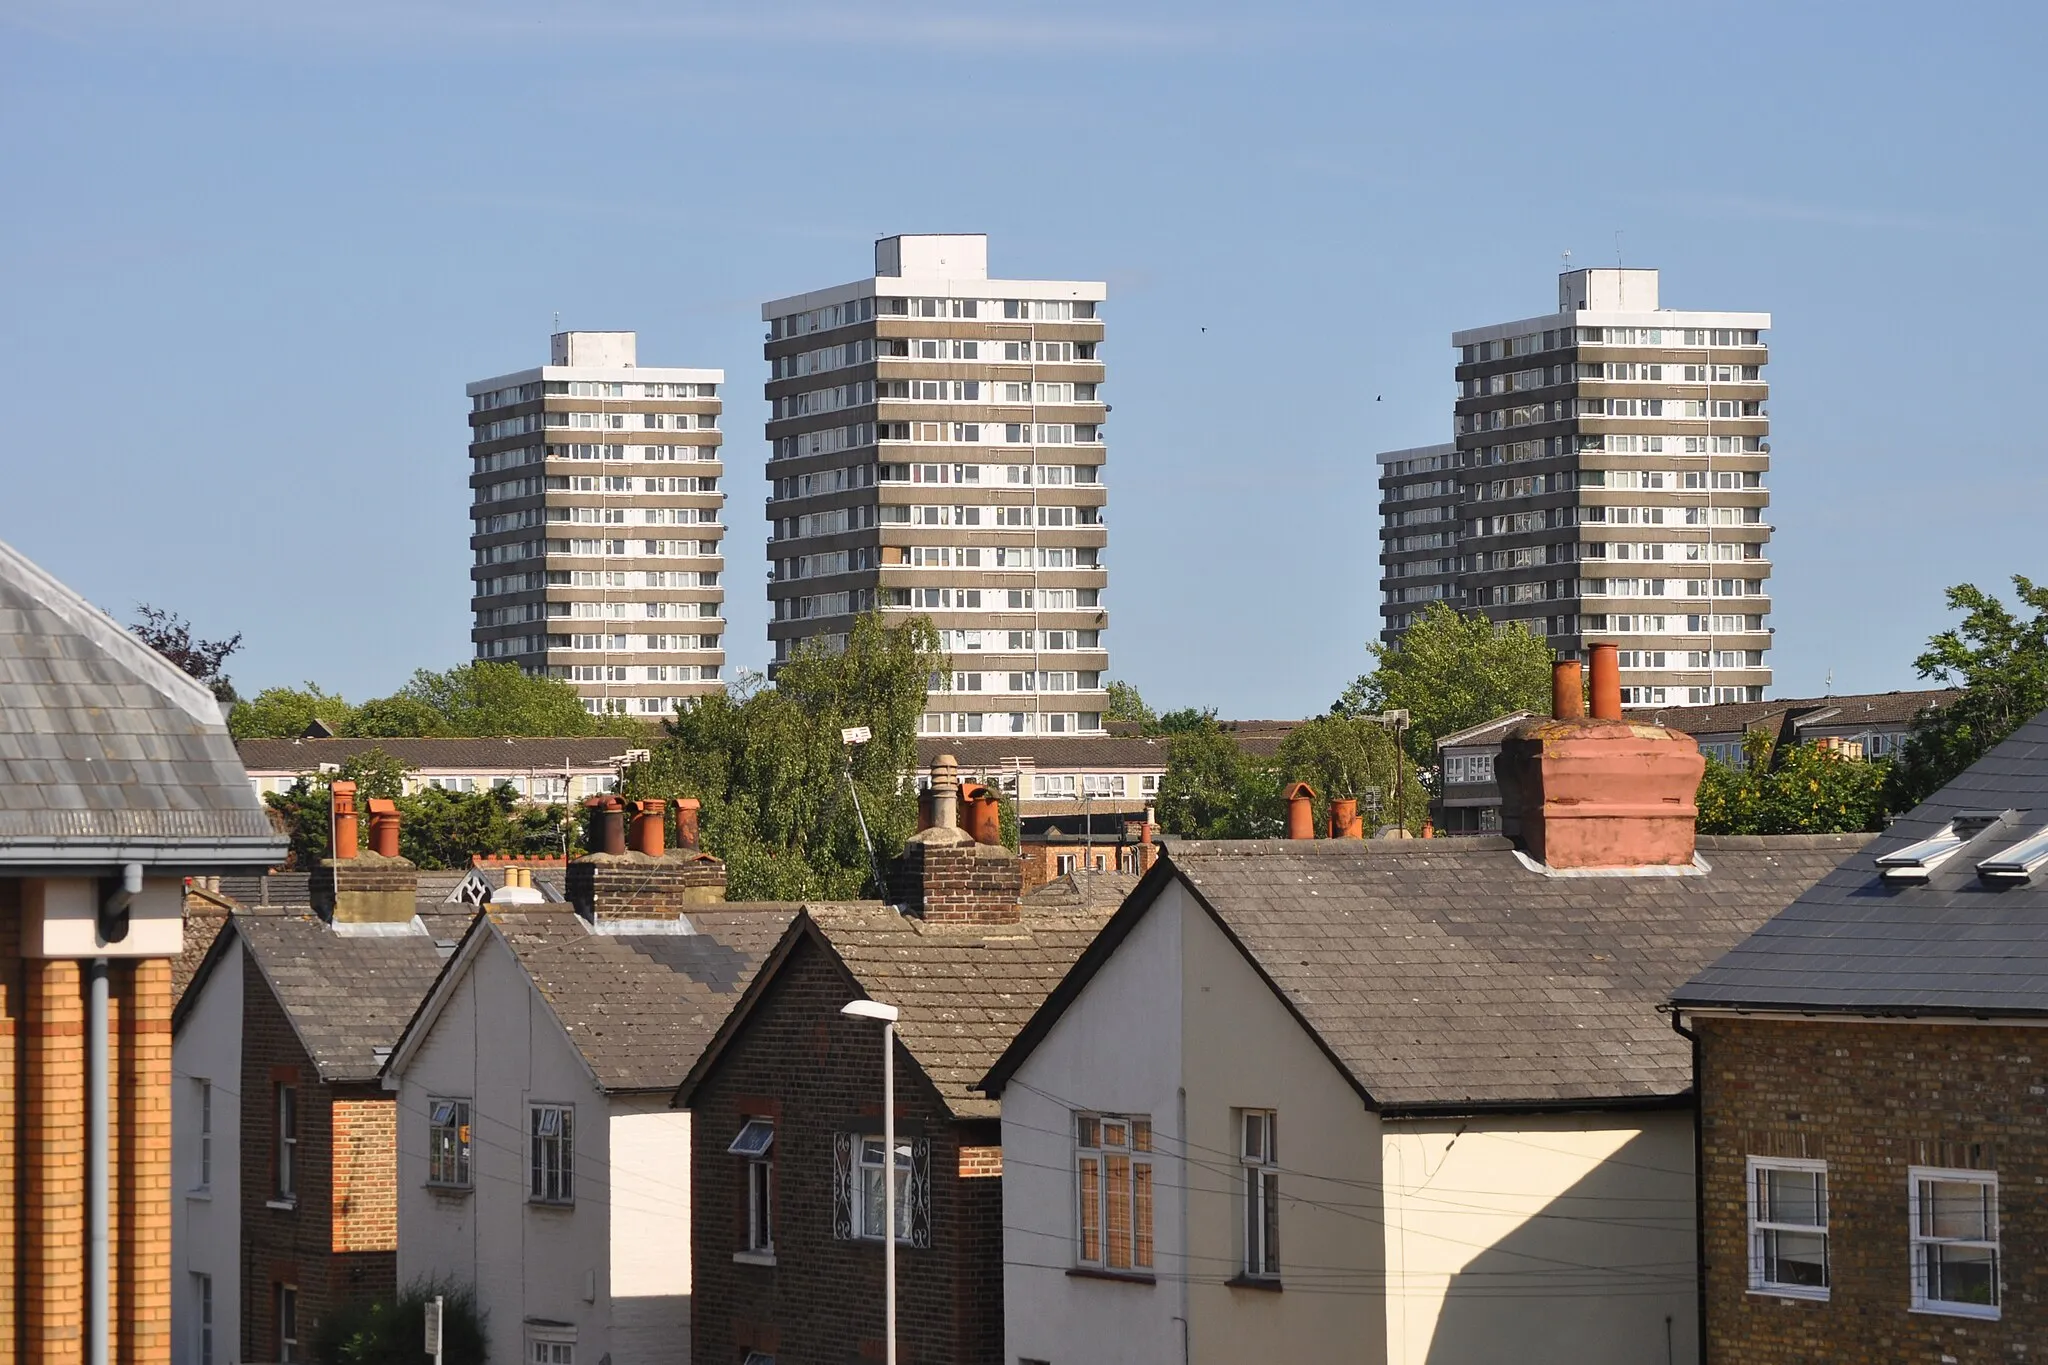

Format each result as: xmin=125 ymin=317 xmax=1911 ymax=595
xmin=4 ymin=0 xmax=2043 ymax=718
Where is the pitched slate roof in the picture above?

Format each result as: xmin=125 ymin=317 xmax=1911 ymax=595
xmin=989 ymin=835 xmax=1864 ymax=1111
xmin=1023 ymin=869 xmax=1139 ymax=912
xmin=1675 ymin=708 xmax=2048 ymax=1016
xmin=1627 ymin=688 xmax=1958 ymax=737
xmin=226 ymin=911 xmax=463 ymax=1083
xmin=481 ymin=906 xmax=809 ymax=1092
xmin=236 ymin=737 xmax=642 ymax=773
xmin=805 ymin=905 xmax=1117 ymax=1119
xmin=0 ymin=538 xmax=284 ymax=867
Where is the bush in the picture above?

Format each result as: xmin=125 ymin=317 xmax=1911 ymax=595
xmin=312 ymin=1278 xmax=487 ymax=1365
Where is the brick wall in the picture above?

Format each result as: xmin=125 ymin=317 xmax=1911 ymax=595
xmin=240 ymin=964 xmax=396 ymax=1360
xmin=689 ymin=932 xmax=1005 ymax=1365
xmin=1698 ymin=1016 xmax=2048 ymax=1362
xmin=1 ymin=882 xmax=20 ymax=1365
xmin=116 ymin=959 xmax=175 ymax=1365
xmin=331 ymin=1099 xmax=398 ymax=1253
xmin=888 ymin=840 xmax=1022 ymax=926
xmin=566 ymin=853 xmax=728 ymax=919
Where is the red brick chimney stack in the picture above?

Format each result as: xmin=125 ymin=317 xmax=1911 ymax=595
xmin=566 ymin=794 xmax=724 ymax=921
xmin=891 ymin=754 xmax=1023 ymax=924
xmin=1496 ymin=650 xmax=1705 ymax=870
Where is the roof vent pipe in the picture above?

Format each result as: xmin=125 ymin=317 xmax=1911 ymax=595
xmin=1284 ymin=781 xmax=1317 ymax=840
xmin=1588 ymin=643 xmax=1622 ymax=721
xmin=1553 ymin=660 xmax=1585 ymax=721
xmin=929 ymin=754 xmax=961 ymax=831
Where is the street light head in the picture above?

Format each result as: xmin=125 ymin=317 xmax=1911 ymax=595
xmin=840 ymin=999 xmax=900 ymax=1023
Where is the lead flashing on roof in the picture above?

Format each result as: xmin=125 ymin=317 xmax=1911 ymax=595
xmin=1511 ymin=849 xmax=1711 ymax=878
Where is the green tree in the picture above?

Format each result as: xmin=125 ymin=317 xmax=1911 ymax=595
xmin=619 ymin=614 xmax=943 ymax=900
xmin=312 ymin=1277 xmax=485 ymax=1365
xmin=347 ymin=694 xmax=451 ymax=737
xmin=1156 ymin=715 xmax=1281 ymax=840
xmin=1696 ymin=731 xmax=1891 ymax=836
xmin=1103 ymin=680 xmax=1158 ymax=731
xmin=1333 ymin=602 xmax=1555 ymax=761
xmin=264 ymin=747 xmax=576 ymax=869
xmin=229 ymin=683 xmax=355 ymax=739
xmin=1887 ymin=575 xmax=2048 ymax=809
xmin=387 ymin=661 xmax=645 ymax=737
xmin=1274 ymin=714 xmax=1427 ymax=834
xmin=1157 ymin=706 xmax=1218 ymax=735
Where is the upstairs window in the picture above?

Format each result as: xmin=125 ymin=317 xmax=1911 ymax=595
xmin=1910 ymin=1168 xmax=1999 ymax=1317
xmin=429 ymin=1099 xmax=473 ymax=1188
xmin=1240 ymin=1110 xmax=1280 ymax=1279
xmin=531 ymin=1104 xmax=575 ymax=1204
xmin=1747 ymin=1157 xmax=1828 ymax=1297
xmin=273 ymin=1084 xmax=298 ymax=1203
xmin=832 ymin=1132 xmax=930 ymax=1247
xmin=1075 ymin=1113 xmax=1153 ymax=1273
xmin=730 ymin=1119 xmax=776 ymax=1255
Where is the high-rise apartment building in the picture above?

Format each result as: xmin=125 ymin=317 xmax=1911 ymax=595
xmin=467 ymin=331 xmax=727 ymax=718
xmin=764 ymin=234 xmax=1110 ymax=736
xmin=1378 ymin=268 xmax=1773 ymax=706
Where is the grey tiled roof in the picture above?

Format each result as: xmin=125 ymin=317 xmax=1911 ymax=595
xmin=237 ymin=737 xmax=642 ymax=773
xmin=489 ymin=906 xmax=806 ymax=1092
xmin=1023 ymin=869 xmax=1139 ymax=912
xmin=812 ymin=905 xmax=1116 ymax=1119
xmin=1626 ymin=688 xmax=1959 ymax=737
xmin=1157 ymin=836 xmax=1863 ymax=1108
xmin=1675 ymin=707 xmax=2048 ymax=1015
xmin=233 ymin=912 xmax=461 ymax=1083
xmin=0 ymin=538 xmax=284 ymax=866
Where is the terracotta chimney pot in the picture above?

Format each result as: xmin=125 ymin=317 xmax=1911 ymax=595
xmin=960 ymin=783 xmax=1002 ymax=845
xmin=630 ymin=798 xmax=667 ymax=857
xmin=366 ymin=798 xmax=400 ymax=858
xmin=1553 ymin=659 xmax=1585 ymax=721
xmin=1588 ymin=643 xmax=1622 ymax=721
xmin=330 ymin=779 xmax=359 ymax=860
xmin=675 ymin=797 xmax=702 ymax=853
xmin=1283 ymin=781 xmax=1317 ymax=840
xmin=1329 ymin=797 xmax=1363 ymax=840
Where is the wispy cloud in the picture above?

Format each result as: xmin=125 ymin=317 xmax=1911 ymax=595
xmin=3 ymin=0 xmax=1247 ymax=54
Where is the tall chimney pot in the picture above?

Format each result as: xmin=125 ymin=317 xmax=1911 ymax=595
xmin=1329 ymin=797 xmax=1364 ymax=839
xmin=366 ymin=799 xmax=401 ymax=858
xmin=330 ymin=780 xmax=359 ymax=860
xmin=630 ymin=798 xmax=667 ymax=858
xmin=930 ymin=754 xmax=961 ymax=832
xmin=1552 ymin=659 xmax=1585 ymax=721
xmin=1588 ymin=643 xmax=1622 ymax=721
xmin=1284 ymin=782 xmax=1317 ymax=840
xmin=675 ymin=797 xmax=702 ymax=853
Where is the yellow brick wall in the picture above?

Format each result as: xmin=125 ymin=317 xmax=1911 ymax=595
xmin=330 ymin=1099 xmax=399 ymax=1253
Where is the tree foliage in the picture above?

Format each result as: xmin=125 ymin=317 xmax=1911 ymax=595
xmin=619 ymin=614 xmax=943 ymax=901
xmin=1156 ymin=715 xmax=1281 ymax=840
xmin=264 ymin=748 xmax=577 ymax=870
xmin=1333 ymin=602 xmax=1555 ymax=760
xmin=1695 ymin=731 xmax=1891 ymax=836
xmin=1273 ymin=715 xmax=1428 ymax=834
xmin=1102 ymin=680 xmax=1158 ymax=731
xmin=129 ymin=605 xmax=242 ymax=702
xmin=312 ymin=1277 xmax=486 ymax=1365
xmin=231 ymin=662 xmax=645 ymax=740
xmin=1887 ymin=575 xmax=2048 ymax=810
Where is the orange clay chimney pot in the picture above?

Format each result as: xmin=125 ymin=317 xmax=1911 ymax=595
xmin=960 ymin=782 xmax=1003 ymax=846
xmin=366 ymin=799 xmax=400 ymax=858
xmin=675 ymin=797 xmax=702 ymax=853
xmin=1552 ymin=659 xmax=1585 ymax=721
xmin=1329 ymin=797 xmax=1363 ymax=839
xmin=1588 ymin=642 xmax=1622 ymax=721
xmin=630 ymin=798 xmax=666 ymax=857
xmin=330 ymin=780 xmax=359 ymax=860
xmin=1284 ymin=781 xmax=1317 ymax=840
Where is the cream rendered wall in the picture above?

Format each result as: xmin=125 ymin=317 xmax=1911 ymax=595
xmin=1176 ymin=884 xmax=1388 ymax=1364
xmin=1381 ymin=1111 xmax=1697 ymax=1365
xmin=607 ymin=1097 xmax=693 ymax=1365
xmin=173 ymin=937 xmax=242 ymax=1365
xmin=395 ymin=932 xmax=614 ymax=1365
xmin=1003 ymin=880 xmax=1184 ymax=1365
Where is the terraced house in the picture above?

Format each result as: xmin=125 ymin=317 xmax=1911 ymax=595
xmin=764 ymin=234 xmax=1111 ymax=737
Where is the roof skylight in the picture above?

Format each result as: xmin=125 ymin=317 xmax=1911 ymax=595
xmin=1977 ymin=824 xmax=2048 ymax=885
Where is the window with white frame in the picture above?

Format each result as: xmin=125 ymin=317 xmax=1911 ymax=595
xmin=1747 ymin=1157 xmax=1828 ymax=1296
xmin=729 ymin=1118 xmax=776 ymax=1254
xmin=857 ymin=1136 xmax=911 ymax=1241
xmin=530 ymin=1104 xmax=574 ymax=1204
xmin=528 ymin=1334 xmax=574 ymax=1365
xmin=1240 ymin=1110 xmax=1280 ymax=1278
xmin=275 ymin=1283 xmax=298 ymax=1364
xmin=831 ymin=1131 xmax=929 ymax=1245
xmin=1074 ymin=1113 xmax=1154 ymax=1272
xmin=1909 ymin=1167 xmax=1999 ymax=1316
xmin=192 ymin=1079 xmax=213 ymax=1192
xmin=429 ymin=1099 xmax=472 ymax=1188
xmin=274 ymin=1084 xmax=297 ymax=1202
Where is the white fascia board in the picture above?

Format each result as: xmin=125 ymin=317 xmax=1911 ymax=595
xmin=467 ymin=365 xmax=723 ymax=395
xmin=1453 ymin=309 xmax=1772 ymax=348
xmin=762 ymin=276 xmax=1108 ymax=320
xmin=1375 ymin=442 xmax=1458 ymax=466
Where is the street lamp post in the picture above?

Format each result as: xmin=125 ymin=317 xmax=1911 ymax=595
xmin=841 ymin=998 xmax=902 ymax=1365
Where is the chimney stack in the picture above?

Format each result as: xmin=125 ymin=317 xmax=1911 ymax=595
xmin=1284 ymin=782 xmax=1317 ymax=840
xmin=890 ymin=753 xmax=1023 ymax=924
xmin=566 ymin=793 xmax=724 ymax=922
xmin=1495 ymin=646 xmax=1704 ymax=871
xmin=312 ymin=791 xmax=417 ymax=924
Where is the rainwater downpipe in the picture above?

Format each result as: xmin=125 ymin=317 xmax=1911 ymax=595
xmin=92 ymin=861 xmax=142 ymax=1365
